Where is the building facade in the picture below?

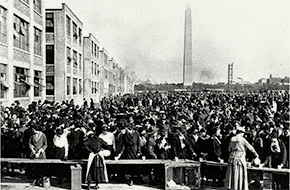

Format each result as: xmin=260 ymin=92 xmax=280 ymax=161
xmin=0 ymin=2 xmax=134 ymax=107
xmin=45 ymin=3 xmax=83 ymax=105
xmin=83 ymin=33 xmax=101 ymax=102
xmin=0 ymin=0 xmax=46 ymax=107
xmin=100 ymin=48 xmax=110 ymax=98
xmin=228 ymin=62 xmax=233 ymax=85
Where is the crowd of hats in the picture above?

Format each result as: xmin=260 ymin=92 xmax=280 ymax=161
xmin=0 ymin=91 xmax=289 ymax=160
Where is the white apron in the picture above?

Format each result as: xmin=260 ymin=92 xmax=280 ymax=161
xmin=85 ymin=150 xmax=108 ymax=183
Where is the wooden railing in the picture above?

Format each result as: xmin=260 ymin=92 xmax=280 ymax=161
xmin=1 ymin=158 xmax=289 ymax=189
xmin=200 ymin=160 xmax=290 ymax=174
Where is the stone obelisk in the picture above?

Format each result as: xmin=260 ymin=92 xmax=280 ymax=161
xmin=183 ymin=3 xmax=193 ymax=86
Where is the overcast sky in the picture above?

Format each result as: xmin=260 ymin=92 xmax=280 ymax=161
xmin=46 ymin=0 xmax=290 ymax=84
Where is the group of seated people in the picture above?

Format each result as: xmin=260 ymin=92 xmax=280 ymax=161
xmin=1 ymin=91 xmax=289 ymax=188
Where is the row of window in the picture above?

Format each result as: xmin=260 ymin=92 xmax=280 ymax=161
xmin=20 ymin=0 xmax=42 ymax=14
xmin=67 ymin=77 xmax=82 ymax=95
xmin=33 ymin=0 xmax=42 ymax=14
xmin=91 ymin=61 xmax=100 ymax=76
xmin=0 ymin=6 xmax=7 ymax=44
xmin=46 ymin=45 xmax=54 ymax=64
xmin=47 ymin=77 xmax=101 ymax=96
xmin=67 ymin=46 xmax=82 ymax=70
xmin=1 ymin=65 xmax=121 ymax=99
xmin=92 ymin=81 xmax=99 ymax=94
xmin=104 ymin=53 xmax=108 ymax=65
xmin=91 ymin=41 xmax=100 ymax=58
xmin=0 ymin=7 xmax=42 ymax=55
xmin=46 ymin=13 xmax=54 ymax=33
xmin=46 ymin=75 xmax=54 ymax=95
xmin=66 ymin=15 xmax=82 ymax=45
xmin=0 ymin=64 xmax=42 ymax=98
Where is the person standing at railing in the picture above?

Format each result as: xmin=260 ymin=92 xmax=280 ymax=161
xmin=279 ymin=122 xmax=289 ymax=168
xmin=99 ymin=124 xmax=115 ymax=159
xmin=196 ymin=127 xmax=210 ymax=186
xmin=52 ymin=126 xmax=70 ymax=184
xmin=115 ymin=124 xmax=141 ymax=186
xmin=84 ymin=131 xmax=110 ymax=190
xmin=264 ymin=132 xmax=288 ymax=189
xmin=224 ymin=125 xmax=259 ymax=190
xmin=28 ymin=122 xmax=48 ymax=186
xmin=207 ymin=124 xmax=223 ymax=187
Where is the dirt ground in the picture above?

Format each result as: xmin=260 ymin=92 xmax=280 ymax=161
xmin=1 ymin=170 xmax=162 ymax=190
xmin=1 ymin=169 xmax=221 ymax=190
xmin=1 ymin=183 xmax=161 ymax=190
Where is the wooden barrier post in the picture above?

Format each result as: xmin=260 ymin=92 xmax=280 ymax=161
xmin=71 ymin=164 xmax=82 ymax=190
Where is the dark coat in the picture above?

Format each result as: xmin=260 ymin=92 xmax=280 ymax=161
xmin=265 ymin=139 xmax=287 ymax=168
xmin=68 ymin=129 xmax=85 ymax=159
xmin=221 ymin=132 xmax=235 ymax=162
xmin=197 ymin=135 xmax=210 ymax=158
xmin=187 ymin=134 xmax=198 ymax=156
xmin=146 ymin=136 xmax=157 ymax=159
xmin=207 ymin=136 xmax=222 ymax=162
xmin=83 ymin=136 xmax=109 ymax=183
xmin=115 ymin=131 xmax=124 ymax=155
xmin=169 ymin=133 xmax=194 ymax=159
xmin=120 ymin=131 xmax=141 ymax=159
xmin=83 ymin=136 xmax=109 ymax=154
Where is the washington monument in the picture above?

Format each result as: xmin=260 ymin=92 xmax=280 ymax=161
xmin=183 ymin=3 xmax=193 ymax=86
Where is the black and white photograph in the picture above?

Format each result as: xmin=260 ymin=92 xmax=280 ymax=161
xmin=0 ymin=0 xmax=289 ymax=189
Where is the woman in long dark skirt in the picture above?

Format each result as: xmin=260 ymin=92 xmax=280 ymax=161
xmin=84 ymin=131 xmax=110 ymax=189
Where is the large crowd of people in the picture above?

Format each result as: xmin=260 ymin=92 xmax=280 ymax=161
xmin=1 ymin=91 xmax=289 ymax=189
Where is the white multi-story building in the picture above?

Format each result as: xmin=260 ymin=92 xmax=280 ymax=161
xmin=0 ymin=0 xmax=46 ymax=107
xmin=45 ymin=3 xmax=83 ymax=105
xmin=83 ymin=33 xmax=101 ymax=103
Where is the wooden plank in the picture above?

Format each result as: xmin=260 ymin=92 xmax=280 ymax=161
xmin=201 ymin=161 xmax=290 ymax=174
xmin=104 ymin=159 xmax=166 ymax=165
xmin=1 ymin=158 xmax=80 ymax=165
xmin=1 ymin=158 xmax=288 ymax=174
